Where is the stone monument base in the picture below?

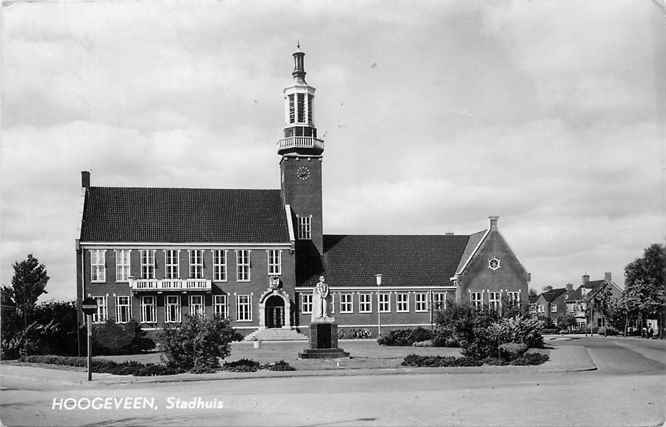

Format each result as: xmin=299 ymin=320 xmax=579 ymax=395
xmin=298 ymin=319 xmax=349 ymax=359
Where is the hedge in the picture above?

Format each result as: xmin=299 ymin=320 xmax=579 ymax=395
xmin=19 ymin=355 xmax=183 ymax=376
xmin=401 ymin=352 xmax=549 ymax=367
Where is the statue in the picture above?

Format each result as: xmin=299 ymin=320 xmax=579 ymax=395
xmin=313 ymin=275 xmax=330 ymax=320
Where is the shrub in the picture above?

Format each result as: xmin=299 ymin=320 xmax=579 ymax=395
xmin=222 ymin=358 xmax=261 ymax=372
xmin=337 ymin=328 xmax=372 ymax=339
xmin=94 ymin=320 xmax=155 ymax=355
xmin=377 ymin=327 xmax=434 ymax=346
xmin=460 ymin=316 xmax=544 ymax=360
xmin=498 ymin=343 xmax=528 ymax=360
xmin=263 ymin=360 xmax=296 ymax=371
xmin=401 ymin=354 xmax=483 ymax=367
xmin=509 ymin=352 xmax=549 ymax=366
xmin=160 ymin=315 xmax=242 ymax=372
xmin=19 ymin=355 xmax=183 ymax=376
xmin=431 ymin=327 xmax=459 ymax=347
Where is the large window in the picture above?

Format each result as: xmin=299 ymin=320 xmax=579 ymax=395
xmin=236 ymin=250 xmax=250 ymax=281
xmin=378 ymin=293 xmax=390 ymax=313
xmin=214 ymin=295 xmax=228 ymax=318
xmin=190 ymin=295 xmax=204 ymax=316
xmin=140 ymin=250 xmax=155 ymax=280
xmin=489 ymin=292 xmax=500 ymax=312
xmin=396 ymin=293 xmax=409 ymax=312
xmin=551 ymin=304 xmax=558 ymax=313
xmin=165 ymin=295 xmax=181 ymax=323
xmin=267 ymin=250 xmax=281 ymax=275
xmin=288 ymin=94 xmax=295 ymax=123
xmin=140 ymin=296 xmax=156 ymax=323
xmin=297 ymin=93 xmax=305 ymax=122
xmin=236 ymin=295 xmax=251 ymax=321
xmin=115 ymin=250 xmax=130 ymax=282
xmin=471 ymin=292 xmax=482 ymax=311
xmin=432 ymin=292 xmax=446 ymax=310
xmin=189 ymin=249 xmax=203 ymax=279
xmin=507 ymin=291 xmax=520 ymax=306
xmin=301 ymin=294 xmax=313 ymax=314
xmin=92 ymin=296 xmax=107 ymax=323
xmin=415 ymin=293 xmax=428 ymax=312
xmin=339 ymin=293 xmax=353 ymax=313
xmin=297 ymin=215 xmax=312 ymax=240
xmin=359 ymin=293 xmax=372 ymax=313
xmin=213 ymin=250 xmax=227 ymax=282
xmin=91 ymin=250 xmax=106 ymax=282
xmin=165 ymin=250 xmax=179 ymax=279
xmin=116 ymin=296 xmax=130 ymax=323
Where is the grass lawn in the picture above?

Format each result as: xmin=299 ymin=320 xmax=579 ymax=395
xmin=94 ymin=340 xmax=462 ymax=370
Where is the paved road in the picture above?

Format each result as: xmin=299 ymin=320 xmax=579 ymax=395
xmin=1 ymin=337 xmax=664 ymax=426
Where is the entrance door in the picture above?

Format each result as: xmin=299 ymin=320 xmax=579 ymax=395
xmin=265 ymin=295 xmax=285 ymax=328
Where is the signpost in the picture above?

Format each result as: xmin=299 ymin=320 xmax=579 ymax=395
xmin=80 ymin=297 xmax=97 ymax=382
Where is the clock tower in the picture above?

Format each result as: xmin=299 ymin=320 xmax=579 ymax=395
xmin=278 ymin=46 xmax=325 ymax=273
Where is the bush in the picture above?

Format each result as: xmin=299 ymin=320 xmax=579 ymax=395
xmin=509 ymin=352 xmax=549 ymax=366
xmin=263 ymin=360 xmax=296 ymax=371
xmin=337 ymin=328 xmax=372 ymax=339
xmin=222 ymin=358 xmax=261 ymax=372
xmin=93 ymin=320 xmax=155 ymax=355
xmin=460 ymin=316 xmax=544 ymax=360
xmin=19 ymin=355 xmax=183 ymax=376
xmin=498 ymin=342 xmax=528 ymax=360
xmin=377 ymin=327 xmax=434 ymax=346
xmin=401 ymin=354 xmax=483 ymax=367
xmin=160 ymin=315 xmax=242 ymax=372
xmin=431 ymin=327 xmax=459 ymax=347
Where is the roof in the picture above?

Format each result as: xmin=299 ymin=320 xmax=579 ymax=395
xmin=320 ymin=234 xmax=470 ymax=287
xmin=80 ymin=187 xmax=290 ymax=243
xmin=540 ymin=288 xmax=567 ymax=303
xmin=455 ymin=230 xmax=487 ymax=274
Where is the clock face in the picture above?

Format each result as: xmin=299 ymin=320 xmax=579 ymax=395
xmin=296 ymin=166 xmax=311 ymax=181
xmin=489 ymin=257 xmax=501 ymax=271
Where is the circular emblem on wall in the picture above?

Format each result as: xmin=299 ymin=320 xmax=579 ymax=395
xmin=488 ymin=257 xmax=501 ymax=271
xmin=296 ymin=166 xmax=311 ymax=181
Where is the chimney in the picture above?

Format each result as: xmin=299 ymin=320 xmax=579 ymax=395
xmin=81 ymin=171 xmax=91 ymax=188
xmin=604 ymin=272 xmax=612 ymax=282
xmin=489 ymin=216 xmax=499 ymax=231
xmin=566 ymin=283 xmax=573 ymax=292
xmin=582 ymin=274 xmax=590 ymax=286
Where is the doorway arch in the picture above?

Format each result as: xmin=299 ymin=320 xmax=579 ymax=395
xmin=265 ymin=295 xmax=285 ymax=329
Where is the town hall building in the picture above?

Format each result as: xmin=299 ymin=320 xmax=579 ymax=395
xmin=75 ymin=48 xmax=531 ymax=339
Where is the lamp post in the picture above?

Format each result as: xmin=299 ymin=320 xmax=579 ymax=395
xmin=375 ymin=274 xmax=382 ymax=337
xmin=80 ymin=297 xmax=98 ymax=381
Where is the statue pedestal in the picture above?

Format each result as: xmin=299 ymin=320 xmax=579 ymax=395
xmin=298 ymin=318 xmax=349 ymax=359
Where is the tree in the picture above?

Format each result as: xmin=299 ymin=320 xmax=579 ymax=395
xmin=528 ymin=288 xmax=538 ymax=297
xmin=623 ymin=244 xmax=665 ymax=337
xmin=9 ymin=255 xmax=49 ymax=326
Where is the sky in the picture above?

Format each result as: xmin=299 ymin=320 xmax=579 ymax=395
xmin=1 ymin=0 xmax=664 ymax=301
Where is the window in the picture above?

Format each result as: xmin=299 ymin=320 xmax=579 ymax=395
xmin=116 ymin=296 xmax=130 ymax=323
xmin=340 ymin=293 xmax=353 ymax=313
xmin=297 ymin=93 xmax=305 ymax=122
xmin=396 ymin=293 xmax=409 ymax=312
xmin=91 ymin=250 xmax=106 ymax=282
xmin=189 ymin=249 xmax=203 ymax=279
xmin=415 ymin=293 xmax=428 ymax=312
xmin=307 ymin=94 xmax=313 ymax=123
xmin=301 ymin=294 xmax=313 ymax=314
xmin=507 ymin=291 xmax=520 ymax=306
xmin=214 ymin=295 xmax=228 ymax=318
xmin=471 ymin=292 xmax=482 ymax=310
xmin=551 ymin=304 xmax=558 ymax=313
xmin=140 ymin=296 xmax=156 ymax=323
xmin=432 ymin=292 xmax=446 ymax=310
xmin=267 ymin=250 xmax=281 ymax=275
xmin=236 ymin=295 xmax=251 ymax=321
xmin=140 ymin=250 xmax=155 ymax=280
xmin=538 ymin=304 xmax=545 ymax=313
xmin=297 ymin=215 xmax=312 ymax=240
xmin=92 ymin=296 xmax=107 ymax=323
xmin=165 ymin=250 xmax=179 ymax=279
xmin=115 ymin=250 xmax=130 ymax=282
xmin=359 ymin=293 xmax=372 ymax=313
xmin=288 ymin=94 xmax=295 ymax=123
xmin=489 ymin=292 xmax=500 ymax=312
xmin=213 ymin=250 xmax=227 ymax=281
xmin=165 ymin=295 xmax=181 ymax=323
xmin=190 ymin=295 xmax=204 ymax=317
xmin=236 ymin=250 xmax=250 ymax=281
xmin=378 ymin=293 xmax=390 ymax=313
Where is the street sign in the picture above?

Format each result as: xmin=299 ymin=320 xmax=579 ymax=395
xmin=81 ymin=297 xmax=97 ymax=315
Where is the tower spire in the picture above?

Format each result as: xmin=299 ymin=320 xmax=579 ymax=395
xmin=292 ymin=44 xmax=306 ymax=84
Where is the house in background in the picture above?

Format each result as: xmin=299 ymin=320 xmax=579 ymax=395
xmin=534 ymin=288 xmax=567 ymax=324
